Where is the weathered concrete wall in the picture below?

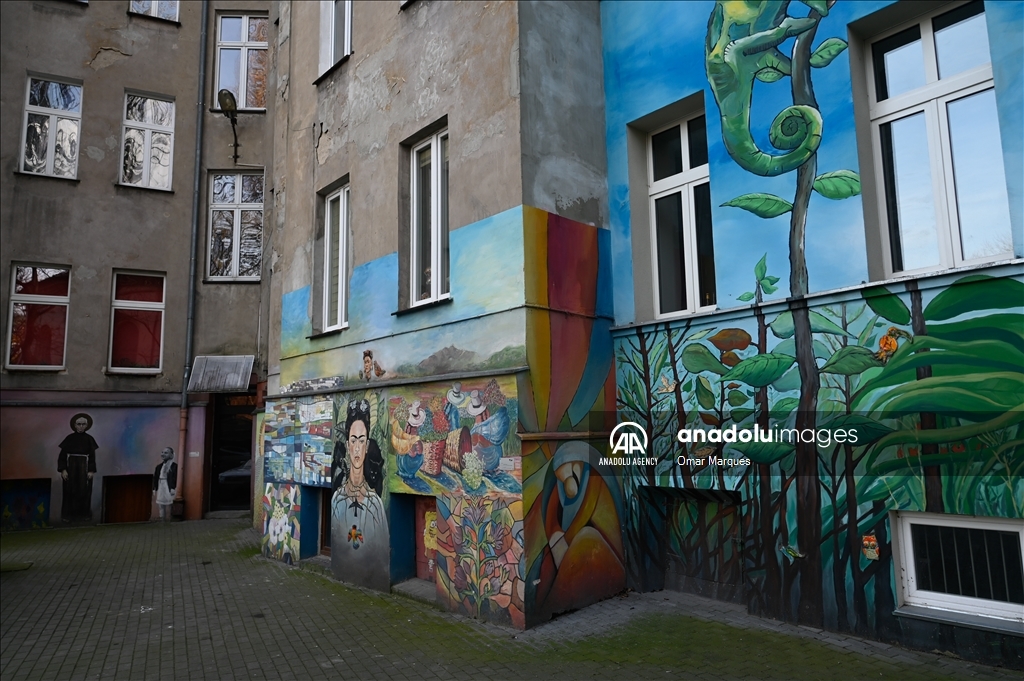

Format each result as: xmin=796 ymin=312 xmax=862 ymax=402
xmin=1 ymin=0 xmax=269 ymax=391
xmin=0 ymin=0 xmax=202 ymax=393
xmin=267 ymin=0 xmax=524 ymax=390
xmin=518 ymin=1 xmax=607 ymax=228
xmin=193 ymin=0 xmax=272 ymax=369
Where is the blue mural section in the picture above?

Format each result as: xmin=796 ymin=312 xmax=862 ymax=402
xmin=602 ymin=0 xmax=1024 ymax=324
xmin=279 ymin=206 xmax=527 ymax=386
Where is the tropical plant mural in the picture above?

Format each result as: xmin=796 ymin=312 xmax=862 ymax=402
xmin=614 ymin=0 xmax=1023 ymax=639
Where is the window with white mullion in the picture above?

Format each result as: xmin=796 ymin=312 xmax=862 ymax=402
xmin=410 ymin=131 xmax=449 ymax=305
xmin=130 ymin=0 xmax=179 ymax=22
xmin=217 ymin=15 xmax=269 ymax=110
xmin=648 ymin=114 xmax=715 ymax=317
xmin=21 ymin=77 xmax=82 ymax=178
xmin=332 ymin=0 xmax=352 ymax=63
xmin=209 ymin=172 xmax=264 ymax=280
xmin=323 ymin=186 xmax=349 ymax=330
xmin=121 ymin=93 xmax=175 ymax=190
xmin=868 ymin=0 xmax=1012 ymax=276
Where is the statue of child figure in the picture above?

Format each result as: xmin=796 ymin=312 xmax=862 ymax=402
xmin=153 ymin=447 xmax=178 ymax=521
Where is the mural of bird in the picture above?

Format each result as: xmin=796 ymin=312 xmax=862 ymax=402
xmin=656 ymin=375 xmax=678 ymax=394
xmin=874 ymin=326 xmax=913 ymax=364
xmin=373 ymin=360 xmax=386 ymax=377
xmin=778 ymin=542 xmax=805 ymax=561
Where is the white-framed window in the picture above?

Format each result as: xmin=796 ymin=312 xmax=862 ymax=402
xmin=323 ymin=185 xmax=350 ymax=331
xmin=129 ymin=0 xmax=179 ymax=22
xmin=319 ymin=0 xmax=352 ymax=74
xmin=21 ymin=77 xmax=82 ymax=179
xmin=108 ymin=272 xmax=165 ymax=373
xmin=120 ymin=93 xmax=174 ymax=190
xmin=410 ymin=130 xmax=449 ymax=305
xmin=896 ymin=512 xmax=1024 ymax=623
xmin=208 ymin=172 xmax=264 ymax=280
xmin=216 ymin=14 xmax=268 ymax=110
xmin=649 ymin=113 xmax=716 ymax=316
xmin=6 ymin=265 xmax=71 ymax=370
xmin=867 ymin=1 xmax=1013 ymax=276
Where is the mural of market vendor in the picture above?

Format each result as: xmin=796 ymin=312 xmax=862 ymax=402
xmin=57 ymin=413 xmax=98 ymax=522
xmin=389 ymin=377 xmax=520 ymax=497
xmin=331 ymin=398 xmax=390 ymax=591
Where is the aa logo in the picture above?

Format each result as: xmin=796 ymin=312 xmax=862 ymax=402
xmin=609 ymin=422 xmax=648 ymax=456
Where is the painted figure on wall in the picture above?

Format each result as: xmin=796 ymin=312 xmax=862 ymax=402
xmin=332 ymin=398 xmax=390 ymax=590
xmin=359 ymin=349 xmax=386 ymax=382
xmin=57 ymin=413 xmax=97 ymax=522
xmin=152 ymin=447 xmax=177 ymax=521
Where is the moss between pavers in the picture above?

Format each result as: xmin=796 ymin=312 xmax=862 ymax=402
xmin=283 ymin=570 xmax=969 ymax=681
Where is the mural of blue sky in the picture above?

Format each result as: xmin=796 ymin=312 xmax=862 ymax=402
xmin=602 ymin=1 xmax=895 ymax=323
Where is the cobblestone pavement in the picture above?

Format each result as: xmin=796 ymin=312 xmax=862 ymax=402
xmin=1 ymin=519 xmax=1018 ymax=680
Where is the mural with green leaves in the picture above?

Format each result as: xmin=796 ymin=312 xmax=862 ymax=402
xmin=616 ymin=270 xmax=1023 ymax=637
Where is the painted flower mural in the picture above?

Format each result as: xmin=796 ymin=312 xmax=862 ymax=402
xmin=262 ymin=483 xmax=300 ymax=563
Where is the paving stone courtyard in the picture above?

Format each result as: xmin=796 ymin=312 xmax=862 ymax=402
xmin=1 ymin=519 xmax=1018 ymax=680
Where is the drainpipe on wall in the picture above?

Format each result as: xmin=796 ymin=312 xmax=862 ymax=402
xmin=176 ymin=0 xmax=210 ymax=510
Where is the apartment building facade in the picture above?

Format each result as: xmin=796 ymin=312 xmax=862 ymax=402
xmin=1 ymin=0 xmax=271 ymax=526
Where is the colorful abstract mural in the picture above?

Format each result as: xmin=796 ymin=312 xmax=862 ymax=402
xmin=519 ymin=207 xmax=625 ymax=626
xmin=435 ymin=492 xmax=525 ymax=628
xmin=261 ymin=483 xmax=300 ymax=563
xmin=388 ymin=376 xmax=521 ymax=498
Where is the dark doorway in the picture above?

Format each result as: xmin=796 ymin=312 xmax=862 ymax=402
xmin=209 ymin=393 xmax=256 ymax=511
xmin=646 ymin=488 xmax=743 ymax=604
xmin=320 ymin=487 xmax=332 ymax=555
xmin=103 ymin=475 xmax=152 ymax=523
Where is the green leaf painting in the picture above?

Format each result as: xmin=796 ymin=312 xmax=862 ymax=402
xmin=820 ymin=345 xmax=883 ymax=375
xmin=861 ymin=286 xmax=911 ymax=325
xmin=725 ymin=440 xmax=794 ymax=465
xmin=770 ymin=310 xmax=855 ymax=339
xmin=721 ymin=193 xmax=793 ymax=218
xmin=809 ymin=37 xmax=847 ymax=67
xmin=924 ymin=275 xmax=1024 ymax=322
xmin=721 ymin=353 xmax=795 ymax=387
xmin=682 ymin=343 xmax=728 ymax=375
xmin=696 ymin=376 xmax=716 ymax=410
xmin=754 ymin=254 xmax=768 ymax=282
xmin=727 ymin=390 xmax=749 ymax=407
xmin=812 ymin=170 xmax=860 ymax=199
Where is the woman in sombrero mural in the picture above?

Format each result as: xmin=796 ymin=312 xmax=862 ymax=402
xmin=57 ymin=413 xmax=98 ymax=522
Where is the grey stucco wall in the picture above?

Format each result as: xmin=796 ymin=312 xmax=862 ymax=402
xmin=518 ymin=0 xmax=608 ymax=228
xmin=266 ymin=0 xmax=524 ymax=384
xmin=1 ymin=0 xmax=269 ymax=393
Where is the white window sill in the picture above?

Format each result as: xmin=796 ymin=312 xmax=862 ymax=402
xmin=4 ymin=364 xmax=66 ymax=372
xmin=116 ymin=182 xmax=174 ymax=193
xmin=395 ymin=295 xmax=452 ymax=316
xmin=105 ymin=368 xmax=162 ymax=375
xmin=14 ymin=169 xmax=79 ymax=182
xmin=309 ymin=323 xmax=348 ymax=340
xmin=894 ymin=605 xmax=1024 ymax=638
xmin=203 ymin=277 xmax=261 ymax=284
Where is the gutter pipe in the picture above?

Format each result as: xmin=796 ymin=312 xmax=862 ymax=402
xmin=177 ymin=0 xmax=210 ymax=509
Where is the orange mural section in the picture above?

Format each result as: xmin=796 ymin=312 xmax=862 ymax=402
xmin=520 ymin=208 xmax=622 ymax=625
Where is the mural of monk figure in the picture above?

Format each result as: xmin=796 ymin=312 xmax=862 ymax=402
xmin=57 ymin=413 xmax=98 ymax=522
xmin=331 ymin=398 xmax=389 ymax=591
xmin=152 ymin=447 xmax=177 ymax=521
